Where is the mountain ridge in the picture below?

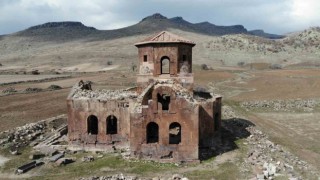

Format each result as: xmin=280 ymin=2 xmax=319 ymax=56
xmin=13 ymin=13 xmax=284 ymax=41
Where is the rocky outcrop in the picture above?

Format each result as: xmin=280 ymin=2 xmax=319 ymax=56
xmin=27 ymin=22 xmax=96 ymax=31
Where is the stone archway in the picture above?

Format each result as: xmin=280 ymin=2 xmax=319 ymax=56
xmin=87 ymin=115 xmax=98 ymax=135
xmin=161 ymin=56 xmax=170 ymax=74
xmin=169 ymin=122 xmax=181 ymax=144
xmin=146 ymin=122 xmax=159 ymax=143
xmin=107 ymin=115 xmax=117 ymax=134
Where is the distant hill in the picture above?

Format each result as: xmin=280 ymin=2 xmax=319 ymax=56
xmin=17 ymin=22 xmax=98 ymax=41
xmin=14 ymin=13 xmax=284 ymax=42
xmin=283 ymin=27 xmax=320 ymax=47
xmin=248 ymin=30 xmax=284 ymax=39
xmin=1 ymin=13 xmax=319 ymax=73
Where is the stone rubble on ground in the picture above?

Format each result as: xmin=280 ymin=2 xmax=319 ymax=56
xmin=2 ymin=87 xmax=17 ymax=94
xmin=244 ymin=124 xmax=319 ymax=179
xmin=82 ymin=155 xmax=94 ymax=162
xmin=79 ymin=173 xmax=189 ymax=180
xmin=222 ymin=105 xmax=237 ymax=119
xmin=241 ymin=99 xmax=319 ymax=112
xmin=0 ymin=121 xmax=47 ymax=148
xmin=221 ymin=105 xmax=319 ymax=179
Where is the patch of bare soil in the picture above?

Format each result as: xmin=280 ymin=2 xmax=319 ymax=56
xmin=0 ymin=74 xmax=69 ymax=85
xmin=255 ymin=112 xmax=320 ymax=170
xmin=0 ymin=71 xmax=136 ymax=131
xmin=0 ymin=89 xmax=69 ymax=131
xmin=194 ymin=70 xmax=235 ymax=86
xmin=230 ymin=69 xmax=320 ymax=101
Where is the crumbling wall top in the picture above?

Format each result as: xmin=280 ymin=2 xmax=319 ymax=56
xmin=70 ymin=86 xmax=138 ymax=101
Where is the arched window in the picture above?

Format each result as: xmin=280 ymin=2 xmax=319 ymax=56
xmin=214 ymin=113 xmax=219 ymax=131
xmin=87 ymin=115 xmax=98 ymax=135
xmin=147 ymin=122 xmax=159 ymax=143
xmin=107 ymin=115 xmax=117 ymax=134
xmin=157 ymin=93 xmax=170 ymax=111
xmin=169 ymin=122 xmax=181 ymax=144
xmin=161 ymin=56 xmax=170 ymax=74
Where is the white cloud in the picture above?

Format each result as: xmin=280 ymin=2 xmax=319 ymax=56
xmin=0 ymin=0 xmax=319 ymax=35
xmin=290 ymin=0 xmax=320 ymax=24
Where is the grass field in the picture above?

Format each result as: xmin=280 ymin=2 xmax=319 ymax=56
xmin=0 ymin=67 xmax=320 ymax=179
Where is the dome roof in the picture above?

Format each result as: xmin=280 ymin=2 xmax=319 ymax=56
xmin=135 ymin=31 xmax=196 ymax=46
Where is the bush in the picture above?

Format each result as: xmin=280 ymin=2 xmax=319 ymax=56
xmin=2 ymin=87 xmax=17 ymax=94
xmin=25 ymin=87 xmax=42 ymax=93
xmin=107 ymin=61 xmax=113 ymax=65
xmin=270 ymin=64 xmax=282 ymax=69
xmin=131 ymin=63 xmax=137 ymax=72
xmin=237 ymin=61 xmax=245 ymax=67
xmin=31 ymin=70 xmax=40 ymax=75
xmin=48 ymin=85 xmax=62 ymax=90
xmin=201 ymin=64 xmax=209 ymax=70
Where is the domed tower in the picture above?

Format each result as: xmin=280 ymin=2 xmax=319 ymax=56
xmin=135 ymin=31 xmax=195 ymax=93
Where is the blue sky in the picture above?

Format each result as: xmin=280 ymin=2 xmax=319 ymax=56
xmin=0 ymin=0 xmax=319 ymax=35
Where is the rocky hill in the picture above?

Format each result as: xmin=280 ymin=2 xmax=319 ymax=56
xmin=13 ymin=13 xmax=283 ymax=42
xmin=283 ymin=27 xmax=320 ymax=49
xmin=0 ymin=14 xmax=319 ymax=72
xmin=17 ymin=22 xmax=98 ymax=42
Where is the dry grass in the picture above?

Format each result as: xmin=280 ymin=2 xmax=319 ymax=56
xmin=230 ymin=69 xmax=320 ymax=101
xmin=1 ymin=28 xmax=320 ymax=74
xmin=0 ymin=71 xmax=136 ymax=131
xmin=255 ymin=112 xmax=320 ymax=169
xmin=194 ymin=70 xmax=235 ymax=86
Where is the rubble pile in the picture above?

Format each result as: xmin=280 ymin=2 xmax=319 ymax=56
xmin=222 ymin=105 xmax=237 ymax=119
xmin=154 ymin=80 xmax=194 ymax=101
xmin=133 ymin=80 xmax=207 ymax=113
xmin=0 ymin=121 xmax=47 ymax=148
xmin=154 ymin=79 xmax=218 ymax=103
xmin=2 ymin=87 xmax=17 ymax=94
xmin=72 ymin=89 xmax=138 ymax=100
xmin=79 ymin=173 xmax=189 ymax=180
xmin=244 ymin=125 xmax=319 ymax=179
xmin=241 ymin=99 xmax=319 ymax=112
xmin=82 ymin=155 xmax=94 ymax=162
xmin=219 ymin=113 xmax=318 ymax=179
xmin=24 ymin=87 xmax=43 ymax=93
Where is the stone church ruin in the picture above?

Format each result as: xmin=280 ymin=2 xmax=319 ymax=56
xmin=67 ymin=31 xmax=222 ymax=162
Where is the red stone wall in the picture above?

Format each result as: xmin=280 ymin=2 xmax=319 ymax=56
xmin=130 ymin=86 xmax=200 ymax=162
xmin=178 ymin=44 xmax=193 ymax=74
xmin=67 ymin=99 xmax=132 ymax=147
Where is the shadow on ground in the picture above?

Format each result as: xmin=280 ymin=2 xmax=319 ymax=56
xmin=200 ymin=118 xmax=255 ymax=161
